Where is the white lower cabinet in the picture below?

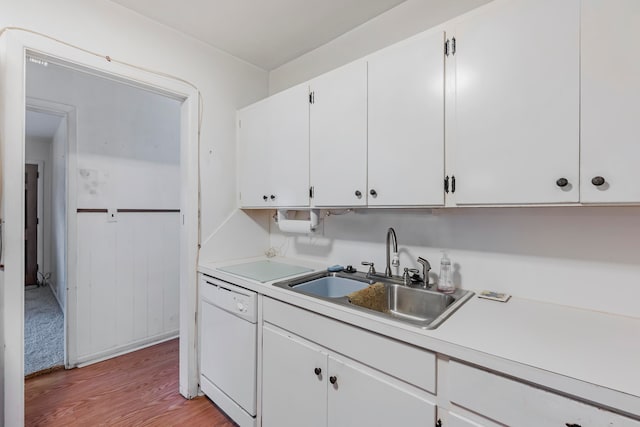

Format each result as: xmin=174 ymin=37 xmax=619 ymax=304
xmin=326 ymin=355 xmax=435 ymax=427
xmin=262 ymin=326 xmax=327 ymax=427
xmin=258 ymin=298 xmax=638 ymax=427
xmin=447 ymin=361 xmax=640 ymax=427
xmin=262 ymin=324 xmax=436 ymax=427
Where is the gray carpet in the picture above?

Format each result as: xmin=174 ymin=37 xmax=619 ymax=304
xmin=24 ymin=285 xmax=64 ymax=375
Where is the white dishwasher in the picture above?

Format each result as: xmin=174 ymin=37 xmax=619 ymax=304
xmin=200 ymin=274 xmax=257 ymax=427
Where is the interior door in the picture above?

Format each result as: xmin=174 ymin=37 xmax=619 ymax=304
xmin=25 ymin=163 xmax=38 ymax=286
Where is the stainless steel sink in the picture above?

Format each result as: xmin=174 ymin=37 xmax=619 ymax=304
xmin=273 ymin=270 xmax=473 ymax=329
xmin=289 ymin=275 xmax=371 ymax=298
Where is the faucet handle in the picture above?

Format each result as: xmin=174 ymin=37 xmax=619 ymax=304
xmin=402 ymin=268 xmax=420 ymax=285
xmin=361 ymin=261 xmax=376 ymax=275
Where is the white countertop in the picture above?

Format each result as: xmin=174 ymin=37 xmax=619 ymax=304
xmin=199 ymin=256 xmax=640 ymax=417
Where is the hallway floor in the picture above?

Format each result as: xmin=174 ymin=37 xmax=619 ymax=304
xmin=25 ymin=284 xmax=64 ymax=376
xmin=25 ymin=338 xmax=235 ymax=426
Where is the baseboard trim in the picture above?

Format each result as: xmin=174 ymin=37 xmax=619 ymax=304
xmin=74 ymin=331 xmax=178 ymax=367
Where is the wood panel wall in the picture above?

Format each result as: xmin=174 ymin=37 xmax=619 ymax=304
xmin=76 ymin=212 xmax=179 ymax=363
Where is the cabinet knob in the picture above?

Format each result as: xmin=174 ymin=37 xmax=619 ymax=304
xmin=314 ymin=367 xmax=321 ymax=375
xmin=591 ymin=176 xmax=605 ymax=187
xmin=329 ymin=376 xmax=337 ymax=384
xmin=436 ymin=420 xmax=442 ymax=427
xmin=369 ymin=189 xmax=377 ymax=197
xmin=270 ymin=194 xmax=276 ymax=200
xmin=354 ymin=190 xmax=362 ymax=198
xmin=263 ymin=195 xmax=268 ymax=201
xmin=556 ymin=178 xmax=569 ymax=188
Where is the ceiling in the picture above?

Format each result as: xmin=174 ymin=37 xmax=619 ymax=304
xmin=26 ymin=110 xmax=63 ymax=140
xmin=109 ymin=0 xmax=407 ymax=70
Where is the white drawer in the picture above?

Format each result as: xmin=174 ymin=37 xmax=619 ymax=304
xmin=448 ymin=361 xmax=640 ymax=427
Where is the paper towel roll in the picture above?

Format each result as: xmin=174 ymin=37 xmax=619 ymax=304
xmin=277 ymin=209 xmax=319 ymax=234
xmin=278 ymin=218 xmax=313 ymax=233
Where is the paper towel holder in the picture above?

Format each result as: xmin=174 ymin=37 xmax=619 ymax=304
xmin=276 ymin=209 xmax=320 ymax=233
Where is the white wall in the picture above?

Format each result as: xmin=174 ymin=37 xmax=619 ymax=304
xmin=76 ymin=212 xmax=179 ymax=363
xmin=27 ymin=61 xmax=182 ymax=210
xmin=271 ymin=207 xmax=640 ymax=318
xmin=25 ymin=135 xmax=53 ymax=282
xmin=268 ymin=0 xmax=492 ymax=94
xmin=266 ymin=0 xmax=640 ymax=319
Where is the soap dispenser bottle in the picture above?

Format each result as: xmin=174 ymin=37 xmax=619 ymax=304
xmin=438 ymin=252 xmax=455 ymax=294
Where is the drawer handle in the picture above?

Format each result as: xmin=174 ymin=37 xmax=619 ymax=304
xmin=314 ymin=367 xmax=321 ymax=376
xmin=329 ymin=376 xmax=337 ymax=385
xmin=565 ymin=424 xmax=582 ymax=427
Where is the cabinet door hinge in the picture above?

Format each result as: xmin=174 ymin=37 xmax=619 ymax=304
xmin=444 ymin=176 xmax=450 ymax=193
xmin=452 ymin=37 xmax=456 ymax=55
xmin=444 ymin=39 xmax=450 ymax=57
xmin=309 ymin=91 xmax=315 ymax=104
xmin=309 ymin=186 xmax=314 ymax=198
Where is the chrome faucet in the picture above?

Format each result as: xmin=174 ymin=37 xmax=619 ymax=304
xmin=385 ymin=227 xmax=399 ymax=277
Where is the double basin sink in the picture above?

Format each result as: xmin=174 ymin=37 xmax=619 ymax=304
xmin=273 ymin=270 xmax=473 ymax=329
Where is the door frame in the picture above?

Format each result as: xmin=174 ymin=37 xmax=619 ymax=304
xmin=0 ymin=30 xmax=201 ymax=425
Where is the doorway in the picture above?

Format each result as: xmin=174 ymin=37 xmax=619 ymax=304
xmin=1 ymin=31 xmax=200 ymax=425
xmin=24 ymin=107 xmax=66 ymax=377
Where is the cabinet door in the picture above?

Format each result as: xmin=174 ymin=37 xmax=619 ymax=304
xmin=238 ymin=83 xmax=309 ymax=208
xmin=238 ymin=100 xmax=271 ymax=207
xmin=581 ymin=0 xmax=640 ymax=203
xmin=262 ymin=325 xmax=327 ymax=427
xmin=368 ymin=31 xmax=445 ymax=206
xmin=451 ymin=0 xmax=580 ymax=204
xmin=310 ymin=60 xmax=367 ymax=207
xmin=327 ymin=355 xmax=436 ymax=427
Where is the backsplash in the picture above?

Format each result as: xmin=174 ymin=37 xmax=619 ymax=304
xmin=269 ymin=206 xmax=640 ymax=318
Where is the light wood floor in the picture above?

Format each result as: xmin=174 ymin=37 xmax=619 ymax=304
xmin=25 ymin=339 xmax=236 ymax=426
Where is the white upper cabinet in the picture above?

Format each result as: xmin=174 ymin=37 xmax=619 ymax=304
xmin=450 ymin=0 xmax=580 ymax=205
xmin=237 ymin=82 xmax=309 ymax=208
xmin=581 ymin=0 xmax=640 ymax=204
xmin=368 ymin=30 xmax=445 ymax=206
xmin=309 ymin=60 xmax=368 ymax=207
